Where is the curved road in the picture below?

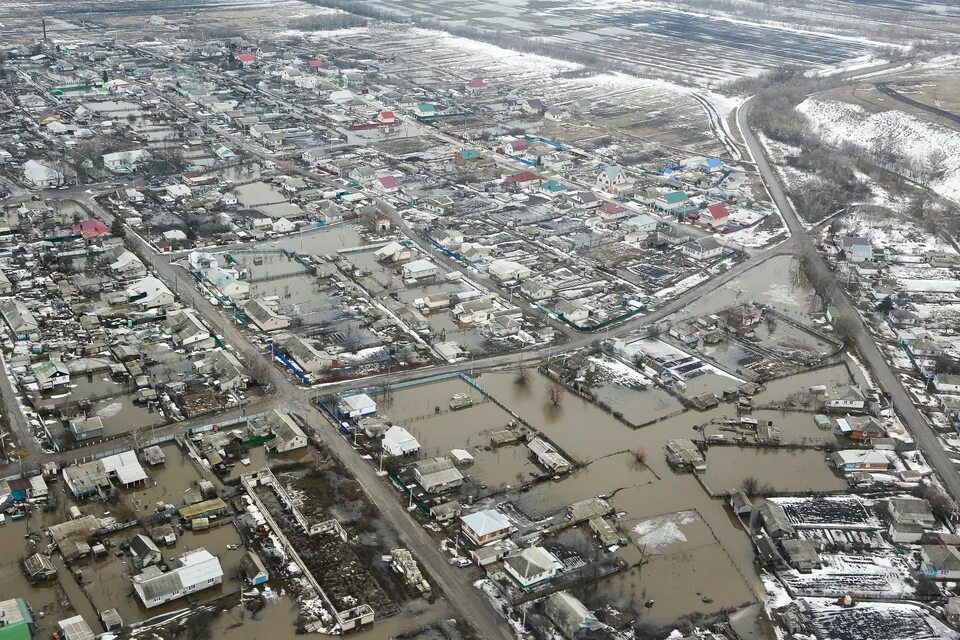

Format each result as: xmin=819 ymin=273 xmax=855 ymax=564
xmin=737 ymin=97 xmax=960 ymax=503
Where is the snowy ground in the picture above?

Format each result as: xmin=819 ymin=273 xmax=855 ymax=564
xmin=798 ymin=97 xmax=960 ymax=203
xmin=631 ymin=510 xmax=698 ymax=552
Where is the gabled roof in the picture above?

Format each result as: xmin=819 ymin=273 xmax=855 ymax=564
xmin=508 ymin=170 xmax=539 ymax=183
xmin=462 ymin=508 xmax=511 ymax=536
xmin=378 ymin=175 xmax=400 ymax=189
xmin=706 ymin=203 xmax=729 ymax=219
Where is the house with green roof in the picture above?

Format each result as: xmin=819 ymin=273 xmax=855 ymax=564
xmin=540 ymin=179 xmax=566 ymax=196
xmin=455 ymin=148 xmax=481 ymax=163
xmin=654 ymin=191 xmax=693 ymax=214
xmin=0 ymin=598 xmax=33 ymax=640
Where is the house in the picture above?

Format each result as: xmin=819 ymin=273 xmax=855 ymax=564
xmin=781 ymin=539 xmax=821 ymax=573
xmin=835 ymin=416 xmax=886 ymax=440
xmin=887 ymin=497 xmax=936 ymax=527
xmin=430 ymin=501 xmax=461 ymax=524
xmin=889 ymin=308 xmax=920 ymax=328
xmin=842 ymin=236 xmax=873 ymax=263
xmin=488 ymin=259 xmax=531 ymax=282
xmin=825 ymin=386 xmax=867 ymax=412
xmin=756 ymin=500 xmax=795 ymax=538
xmin=285 ymin=336 xmax=335 ymax=377
xmin=654 ymin=191 xmax=692 ymax=213
xmin=933 ymin=374 xmax=960 ymax=395
xmin=272 ymin=217 xmax=295 ymax=234
xmin=163 ymin=309 xmax=212 ymax=350
xmin=69 ymin=416 xmax=104 ymax=441
xmin=243 ymin=298 xmax=290 ymax=332
xmin=62 ymin=451 xmax=147 ymax=498
xmin=699 ymin=157 xmax=724 ymax=172
xmin=453 ymin=299 xmax=495 ymax=324
xmin=374 ymin=241 xmax=413 ymax=264
xmin=921 ymin=545 xmax=960 ymax=580
xmin=830 ymin=450 xmax=891 ymax=471
xmin=73 ymin=218 xmax=111 ymax=239
xmin=528 ymin=437 xmax=571 ymax=474
xmin=102 ymin=149 xmax=151 ymax=173
xmin=208 ymin=268 xmax=249 ymax=302
xmin=126 ymin=276 xmax=174 ymax=309
xmin=461 ymin=509 xmax=512 ymax=546
xmin=622 ymin=214 xmax=658 ymax=238
xmin=598 ymin=202 xmax=628 ymax=219
xmin=506 ymin=170 xmax=540 ymax=191
xmin=413 ymin=457 xmax=464 ymax=493
xmin=402 ymin=259 xmax=438 ymax=281
xmin=58 ymin=616 xmax=95 ymax=640
xmin=0 ymin=300 xmax=39 ymax=339
xmin=556 ymin=300 xmax=589 ymax=323
xmin=503 ymin=546 xmax=563 ymax=588
xmin=31 ymin=361 xmax=70 ymax=390
xmin=729 ymin=490 xmax=753 ymax=516
xmin=23 ymin=553 xmax=56 ymax=582
xmin=133 ymin=548 xmax=223 ymax=608
xmin=23 ymin=160 xmax=63 ymax=188
xmin=0 ymin=598 xmax=33 ymax=640
xmin=109 ymin=250 xmax=146 ymax=279
xmin=337 ymin=393 xmax=377 ymax=419
xmin=683 ymin=237 xmax=724 ymax=261
xmin=382 ymin=425 xmax=420 ymax=457
xmin=596 ymin=164 xmax=627 ymax=194
xmin=236 ymin=52 xmax=256 ymax=65
xmin=498 ymin=139 xmax=529 ymax=155
xmin=265 ymin=410 xmax=308 ymax=453
xmin=520 ymin=279 xmax=553 ymax=301
xmin=241 ymin=551 xmax=269 ymax=586
xmin=703 ymin=203 xmax=730 ymax=227
xmin=543 ymin=591 xmax=600 ymax=639
xmin=129 ymin=534 xmax=162 ymax=569
xmin=377 ymin=175 xmax=400 ymax=193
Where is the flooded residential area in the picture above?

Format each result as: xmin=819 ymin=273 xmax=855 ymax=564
xmin=1 ymin=1 xmax=960 ymax=640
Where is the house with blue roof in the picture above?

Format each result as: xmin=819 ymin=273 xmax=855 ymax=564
xmin=699 ymin=157 xmax=724 ymax=172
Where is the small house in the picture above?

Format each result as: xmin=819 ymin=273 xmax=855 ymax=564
xmin=461 ymin=509 xmax=512 ymax=546
xmin=503 ymin=546 xmax=563 ymax=589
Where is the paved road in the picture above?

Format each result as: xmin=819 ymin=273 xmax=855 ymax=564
xmin=738 ymin=97 xmax=960 ymax=502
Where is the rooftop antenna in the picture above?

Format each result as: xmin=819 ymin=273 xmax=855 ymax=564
xmin=42 ymin=19 xmax=47 ymax=42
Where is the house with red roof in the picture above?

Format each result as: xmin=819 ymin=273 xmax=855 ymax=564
xmin=703 ymin=203 xmax=730 ymax=228
xmin=236 ymin=52 xmax=256 ymax=65
xmin=498 ymin=139 xmax=529 ymax=155
xmin=308 ymin=58 xmax=323 ymax=70
xmin=598 ymin=202 xmax=629 ymax=219
xmin=465 ymin=78 xmax=487 ymax=92
xmin=73 ymin=218 xmax=111 ymax=239
xmin=377 ymin=111 xmax=396 ymax=124
xmin=377 ymin=175 xmax=401 ymax=193
xmin=507 ymin=171 xmax=540 ymax=191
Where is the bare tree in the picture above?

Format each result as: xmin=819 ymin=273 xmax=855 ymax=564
xmin=547 ymin=383 xmax=563 ymax=407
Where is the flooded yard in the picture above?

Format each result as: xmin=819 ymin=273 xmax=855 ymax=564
xmin=701 ymin=447 xmax=845 ymax=495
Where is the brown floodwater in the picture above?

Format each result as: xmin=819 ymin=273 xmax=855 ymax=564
xmin=701 ymin=447 xmax=846 ymax=495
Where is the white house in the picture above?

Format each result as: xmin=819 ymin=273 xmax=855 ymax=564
xmin=682 ymin=237 xmax=724 ymax=261
xmin=488 ymin=259 xmax=532 ymax=282
xmin=103 ymin=149 xmax=151 ymax=173
xmin=338 ymin=393 xmax=377 ymax=419
xmin=461 ymin=509 xmax=512 ymax=546
xmin=133 ymin=548 xmax=223 ymax=608
xmin=127 ymin=276 xmax=174 ymax=309
xmin=402 ymin=259 xmax=438 ymax=281
xmin=272 ymin=217 xmax=296 ymax=234
xmin=382 ymin=425 xmax=420 ymax=457
xmin=621 ymin=214 xmax=658 ymax=237
xmin=265 ymin=410 xmax=308 ymax=453
xmin=596 ymin=164 xmax=627 ymax=195
xmin=503 ymin=546 xmax=563 ymax=588
xmin=23 ymin=159 xmax=63 ymax=188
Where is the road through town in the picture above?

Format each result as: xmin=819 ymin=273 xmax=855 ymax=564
xmin=737 ymin=97 xmax=960 ymax=503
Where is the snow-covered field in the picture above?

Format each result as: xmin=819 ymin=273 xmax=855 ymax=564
xmin=798 ymin=98 xmax=960 ymax=203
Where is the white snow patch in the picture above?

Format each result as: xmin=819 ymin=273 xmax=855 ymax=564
xmin=632 ymin=510 xmax=697 ymax=551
